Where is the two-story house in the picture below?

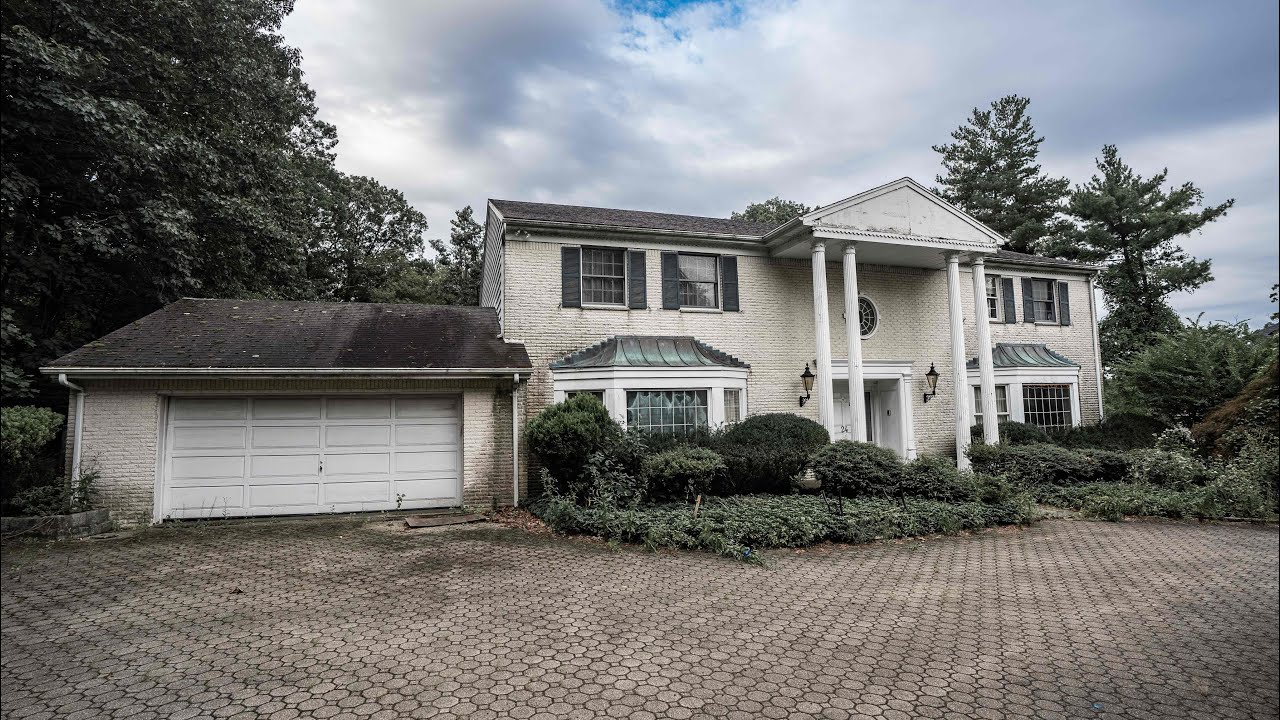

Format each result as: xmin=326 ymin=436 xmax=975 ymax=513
xmin=43 ymin=177 xmax=1101 ymax=522
xmin=482 ymin=177 xmax=1103 ymax=468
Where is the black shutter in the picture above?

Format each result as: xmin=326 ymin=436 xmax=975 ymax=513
xmin=1057 ymin=281 xmax=1071 ymax=326
xmin=561 ymin=246 xmax=581 ymax=308
xmin=721 ymin=256 xmax=739 ymax=312
xmin=1021 ymin=278 xmax=1035 ymax=323
xmin=627 ymin=250 xmax=647 ymax=309
xmin=661 ymin=252 xmax=680 ymax=309
xmin=1001 ymin=277 xmax=1016 ymax=323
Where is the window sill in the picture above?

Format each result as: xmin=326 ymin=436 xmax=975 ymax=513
xmin=678 ymin=307 xmax=722 ymax=314
xmin=579 ymin=304 xmax=632 ymax=311
xmin=1033 ymin=321 xmax=1060 ymax=326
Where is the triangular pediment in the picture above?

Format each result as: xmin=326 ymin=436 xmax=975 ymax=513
xmin=801 ymin=178 xmax=1004 ymax=247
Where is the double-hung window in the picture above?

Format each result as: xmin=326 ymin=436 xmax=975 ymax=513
xmin=1022 ymin=384 xmax=1072 ymax=431
xmin=626 ymin=390 xmax=709 ymax=434
xmin=677 ymin=254 xmax=719 ymax=309
xmin=581 ymin=247 xmax=626 ymax=306
xmin=986 ymin=276 xmax=1002 ymax=321
xmin=972 ymin=385 xmax=1010 ymax=428
xmin=1030 ymin=279 xmax=1057 ymax=323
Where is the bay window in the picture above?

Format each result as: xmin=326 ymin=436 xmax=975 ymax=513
xmin=626 ymin=390 xmax=709 ymax=435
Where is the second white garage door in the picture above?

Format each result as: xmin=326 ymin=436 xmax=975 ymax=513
xmin=162 ymin=395 xmax=461 ymax=519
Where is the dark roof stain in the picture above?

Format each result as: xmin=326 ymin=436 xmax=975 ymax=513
xmin=47 ymin=299 xmax=531 ymax=371
xmin=991 ymin=249 xmax=1097 ymax=270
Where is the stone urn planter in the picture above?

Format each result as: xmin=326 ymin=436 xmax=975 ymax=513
xmin=0 ymin=509 xmax=113 ymax=540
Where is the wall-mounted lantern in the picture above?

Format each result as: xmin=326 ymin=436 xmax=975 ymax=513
xmin=798 ymin=364 xmax=815 ymax=407
xmin=922 ymin=363 xmax=940 ymax=403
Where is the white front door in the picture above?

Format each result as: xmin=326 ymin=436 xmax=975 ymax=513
xmin=162 ymin=395 xmax=461 ymax=519
xmin=834 ymin=382 xmax=906 ymax=458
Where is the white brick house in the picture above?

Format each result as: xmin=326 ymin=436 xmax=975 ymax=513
xmin=481 ymin=177 xmax=1104 ymax=466
xmin=44 ymin=176 xmax=1103 ymax=522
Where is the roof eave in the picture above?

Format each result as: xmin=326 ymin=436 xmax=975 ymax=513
xmin=502 ymin=217 xmax=767 ymax=243
xmin=40 ymin=366 xmax=533 ymax=378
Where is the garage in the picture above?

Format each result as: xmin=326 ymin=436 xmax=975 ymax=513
xmin=41 ymin=299 xmax=532 ymax=523
xmin=163 ymin=395 xmax=461 ymax=519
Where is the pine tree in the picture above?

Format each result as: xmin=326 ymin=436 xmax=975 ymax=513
xmin=427 ymin=206 xmax=485 ymax=306
xmin=1064 ymin=145 xmax=1233 ymax=364
xmin=933 ymin=95 xmax=1070 ymax=254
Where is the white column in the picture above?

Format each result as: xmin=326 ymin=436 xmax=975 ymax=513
xmin=945 ymin=253 xmax=972 ymax=469
xmin=811 ymin=240 xmax=835 ymax=433
xmin=971 ymin=256 xmax=1000 ymax=445
xmin=842 ymin=243 xmax=867 ymax=442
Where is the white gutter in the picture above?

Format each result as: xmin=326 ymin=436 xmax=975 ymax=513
xmin=56 ymin=374 xmax=85 ymax=481
xmin=40 ymin=367 xmax=531 ymax=378
xmin=511 ymin=373 xmax=521 ymax=507
xmin=1088 ymin=272 xmax=1106 ymax=421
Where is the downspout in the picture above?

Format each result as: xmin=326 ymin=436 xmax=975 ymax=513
xmin=511 ymin=373 xmax=521 ymax=507
xmin=57 ymin=374 xmax=84 ymax=480
xmin=1088 ymin=273 xmax=1106 ymax=421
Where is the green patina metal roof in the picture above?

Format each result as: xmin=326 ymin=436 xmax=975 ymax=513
xmin=551 ymin=336 xmax=749 ymax=370
xmin=968 ymin=343 xmax=1078 ymax=370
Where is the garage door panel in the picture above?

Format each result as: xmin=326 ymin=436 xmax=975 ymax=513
xmin=253 ymin=398 xmax=321 ymax=420
xmin=325 ymin=425 xmax=391 ymax=447
xmin=172 ymin=426 xmax=246 ymax=450
xmin=172 ymin=398 xmax=247 ymax=421
xmin=396 ymin=478 xmax=458 ymax=500
xmin=170 ymin=485 xmax=244 ymax=511
xmin=253 ymin=426 xmax=321 ymax=449
xmin=324 ymin=452 xmax=390 ymax=476
xmin=250 ymin=483 xmax=319 ymax=507
xmin=251 ymin=454 xmax=320 ymax=477
xmin=323 ymin=481 xmax=390 ymax=504
xmin=395 ymin=450 xmax=456 ymax=474
xmin=396 ymin=397 xmax=456 ymax=419
xmin=164 ymin=394 xmax=460 ymax=518
xmin=394 ymin=424 xmax=456 ymax=446
xmin=172 ymin=455 xmax=244 ymax=480
xmin=328 ymin=398 xmax=391 ymax=419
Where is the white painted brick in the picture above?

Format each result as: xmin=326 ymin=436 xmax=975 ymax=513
xmin=67 ymin=378 xmax=520 ymax=523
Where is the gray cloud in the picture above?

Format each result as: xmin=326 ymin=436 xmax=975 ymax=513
xmin=283 ymin=0 xmax=1279 ymax=325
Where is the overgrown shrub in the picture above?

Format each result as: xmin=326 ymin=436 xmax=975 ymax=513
xmin=715 ymin=413 xmax=829 ymax=494
xmin=9 ymin=468 xmax=99 ymax=517
xmin=900 ymin=456 xmax=979 ymax=502
xmin=1192 ymin=359 xmax=1278 ymax=456
xmin=0 ymin=405 xmax=65 ymax=504
xmin=1051 ymin=412 xmax=1169 ymax=451
xmin=1083 ymin=449 xmax=1131 ymax=484
xmin=641 ymin=447 xmax=726 ymax=501
xmin=968 ymin=442 xmax=1098 ymax=486
xmin=1126 ymin=448 xmax=1213 ymax=489
xmin=525 ymin=394 xmax=621 ymax=496
xmin=530 ymin=493 xmax=1035 ymax=563
xmin=996 ymin=421 xmax=1051 ymax=446
xmin=1034 ymin=479 xmax=1273 ymax=521
xmin=811 ymin=440 xmax=904 ymax=502
xmin=581 ymin=435 xmax=649 ymax=508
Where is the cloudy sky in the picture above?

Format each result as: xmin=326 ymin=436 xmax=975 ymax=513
xmin=283 ymin=0 xmax=1279 ymax=327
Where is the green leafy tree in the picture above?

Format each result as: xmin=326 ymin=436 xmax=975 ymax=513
xmin=933 ymin=95 xmax=1070 ymax=254
xmin=1109 ymin=320 xmax=1274 ymax=427
xmin=1064 ymin=145 xmax=1233 ymax=364
xmin=426 ymin=206 xmax=485 ymax=306
xmin=731 ymin=197 xmax=812 ymax=228
xmin=1 ymin=0 xmax=435 ymax=400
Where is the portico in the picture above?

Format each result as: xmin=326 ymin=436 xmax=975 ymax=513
xmin=763 ymin=178 xmax=1004 ymax=467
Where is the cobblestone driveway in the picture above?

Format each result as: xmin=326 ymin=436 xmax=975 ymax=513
xmin=2 ymin=518 xmax=1277 ymax=720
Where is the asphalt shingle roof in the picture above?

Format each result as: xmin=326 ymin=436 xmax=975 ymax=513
xmin=45 ymin=299 xmax=531 ymax=371
xmin=550 ymin=336 xmax=749 ymax=370
xmin=992 ymin=249 xmax=1097 ymax=270
xmin=491 ymin=199 xmax=777 ymax=237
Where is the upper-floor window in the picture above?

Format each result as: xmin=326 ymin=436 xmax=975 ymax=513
xmin=986 ymin=276 xmax=1002 ymax=321
xmin=1030 ymin=279 xmax=1057 ymax=323
xmin=581 ymin=247 xmax=626 ymax=306
xmin=678 ymin=254 xmax=718 ymax=309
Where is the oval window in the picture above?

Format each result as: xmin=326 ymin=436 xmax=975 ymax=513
xmin=858 ymin=296 xmax=878 ymax=338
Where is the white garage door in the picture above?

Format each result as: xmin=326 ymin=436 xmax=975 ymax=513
xmin=162 ymin=396 xmax=461 ymax=519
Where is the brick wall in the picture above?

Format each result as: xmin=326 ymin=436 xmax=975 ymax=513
xmin=65 ymin=377 xmax=519 ymax=523
xmin=502 ymin=239 xmax=1102 ymax=464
